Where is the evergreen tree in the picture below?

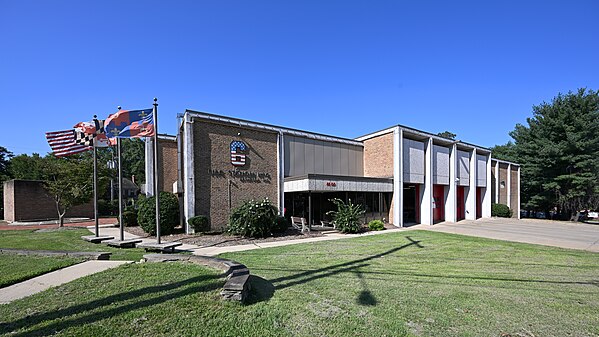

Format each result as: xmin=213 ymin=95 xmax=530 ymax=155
xmin=497 ymin=88 xmax=599 ymax=216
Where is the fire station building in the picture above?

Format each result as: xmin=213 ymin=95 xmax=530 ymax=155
xmin=146 ymin=110 xmax=520 ymax=233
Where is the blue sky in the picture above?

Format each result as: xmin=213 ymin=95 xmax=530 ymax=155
xmin=1 ymin=0 xmax=597 ymax=155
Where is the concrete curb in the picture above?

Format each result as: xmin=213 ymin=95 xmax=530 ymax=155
xmin=0 ymin=248 xmax=111 ymax=260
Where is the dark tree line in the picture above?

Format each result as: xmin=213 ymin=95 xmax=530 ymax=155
xmin=492 ymin=88 xmax=599 ymax=217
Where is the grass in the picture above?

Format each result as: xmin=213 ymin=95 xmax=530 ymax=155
xmin=0 ymin=230 xmax=598 ymax=336
xmin=0 ymin=228 xmax=146 ymax=261
xmin=0 ymin=255 xmax=82 ymax=288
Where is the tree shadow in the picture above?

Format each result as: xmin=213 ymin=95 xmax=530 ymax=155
xmin=0 ymin=273 xmax=224 ymax=337
xmin=355 ymin=270 xmax=377 ymax=306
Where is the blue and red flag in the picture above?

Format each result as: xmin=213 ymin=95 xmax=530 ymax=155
xmin=104 ymin=108 xmax=154 ymax=138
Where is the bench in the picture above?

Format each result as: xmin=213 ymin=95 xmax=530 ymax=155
xmin=320 ymin=220 xmax=335 ymax=229
xmin=105 ymin=239 xmax=143 ymax=248
xmin=137 ymin=241 xmax=183 ymax=253
xmin=291 ymin=216 xmax=310 ymax=233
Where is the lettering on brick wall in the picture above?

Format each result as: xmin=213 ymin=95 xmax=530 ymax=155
xmin=210 ymin=169 xmax=271 ymax=183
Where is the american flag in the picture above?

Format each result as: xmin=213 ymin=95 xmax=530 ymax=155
xmin=230 ymin=140 xmax=247 ymax=166
xmin=45 ymin=129 xmax=91 ymax=157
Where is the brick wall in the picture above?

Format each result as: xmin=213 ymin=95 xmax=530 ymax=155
xmin=363 ymin=132 xmax=394 ymax=178
xmin=193 ymin=121 xmax=279 ymax=231
xmin=498 ymin=163 xmax=508 ymax=205
xmin=510 ymin=166 xmax=519 ymax=217
xmin=158 ymin=138 xmax=179 ymax=193
xmin=3 ymin=180 xmax=94 ymax=222
xmin=491 ymin=161 xmax=497 ymax=203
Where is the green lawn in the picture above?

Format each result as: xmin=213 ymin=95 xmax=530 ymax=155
xmin=0 ymin=255 xmax=82 ymax=288
xmin=0 ymin=230 xmax=598 ymax=336
xmin=0 ymin=228 xmax=146 ymax=261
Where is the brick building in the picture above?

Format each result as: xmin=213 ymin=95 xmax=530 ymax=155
xmin=146 ymin=110 xmax=520 ymax=233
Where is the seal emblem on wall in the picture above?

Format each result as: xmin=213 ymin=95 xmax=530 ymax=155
xmin=230 ymin=140 xmax=247 ymax=166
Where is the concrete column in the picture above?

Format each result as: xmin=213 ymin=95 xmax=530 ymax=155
xmin=183 ymin=113 xmax=195 ymax=233
xmin=446 ymin=143 xmax=457 ymax=222
xmin=517 ymin=166 xmax=521 ymax=219
xmin=421 ymin=138 xmax=433 ymax=225
xmin=392 ymin=127 xmax=403 ymax=227
xmin=507 ymin=163 xmax=512 ymax=209
xmin=145 ymin=138 xmax=154 ymax=196
xmin=494 ymin=159 xmax=499 ymax=203
xmin=277 ymin=132 xmax=285 ymax=215
xmin=465 ymin=149 xmax=477 ymax=220
xmin=482 ymin=154 xmax=492 ymax=217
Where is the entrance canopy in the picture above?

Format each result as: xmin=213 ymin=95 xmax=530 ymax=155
xmin=284 ymin=174 xmax=393 ymax=193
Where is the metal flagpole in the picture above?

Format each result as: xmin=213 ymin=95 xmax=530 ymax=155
xmin=117 ymin=107 xmax=124 ymax=242
xmin=153 ymin=98 xmax=161 ymax=244
xmin=93 ymin=119 xmax=99 ymax=238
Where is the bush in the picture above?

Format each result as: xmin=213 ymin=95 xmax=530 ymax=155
xmin=137 ymin=192 xmax=180 ymax=235
xmin=188 ymin=215 xmax=210 ymax=233
xmin=492 ymin=203 xmax=513 ymax=218
xmin=368 ymin=219 xmax=385 ymax=231
xmin=227 ymin=198 xmax=278 ymax=238
xmin=122 ymin=211 xmax=138 ymax=227
xmin=326 ymin=198 xmax=365 ymax=234
xmin=272 ymin=216 xmax=289 ymax=233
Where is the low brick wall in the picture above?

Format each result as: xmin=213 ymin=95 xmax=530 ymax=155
xmin=3 ymin=180 xmax=94 ymax=222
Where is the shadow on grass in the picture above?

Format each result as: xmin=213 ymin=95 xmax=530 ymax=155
xmin=0 ymin=273 xmax=224 ymax=337
xmin=268 ymin=236 xmax=423 ymax=291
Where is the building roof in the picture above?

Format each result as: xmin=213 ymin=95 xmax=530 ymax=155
xmin=184 ymin=109 xmax=364 ymax=146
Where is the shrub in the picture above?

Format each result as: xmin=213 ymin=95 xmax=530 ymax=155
xmin=368 ymin=219 xmax=385 ymax=231
xmin=188 ymin=215 xmax=210 ymax=233
xmin=122 ymin=210 xmax=138 ymax=227
xmin=326 ymin=198 xmax=365 ymax=234
xmin=137 ymin=192 xmax=180 ymax=235
xmin=228 ymin=198 xmax=278 ymax=238
xmin=492 ymin=203 xmax=513 ymax=218
xmin=272 ymin=216 xmax=289 ymax=233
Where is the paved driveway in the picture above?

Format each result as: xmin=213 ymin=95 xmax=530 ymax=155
xmin=413 ymin=218 xmax=599 ymax=252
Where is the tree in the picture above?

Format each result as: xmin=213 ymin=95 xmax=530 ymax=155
xmin=437 ymin=131 xmax=457 ymax=140
xmin=8 ymin=153 xmax=45 ymax=180
xmin=0 ymin=146 xmax=14 ymax=219
xmin=42 ymin=154 xmax=93 ymax=227
xmin=496 ymin=88 xmax=599 ymax=216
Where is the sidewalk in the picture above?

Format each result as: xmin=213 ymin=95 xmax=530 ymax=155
xmin=88 ymin=226 xmax=406 ymax=256
xmin=191 ymin=228 xmax=405 ymax=256
xmin=0 ymin=260 xmax=132 ymax=304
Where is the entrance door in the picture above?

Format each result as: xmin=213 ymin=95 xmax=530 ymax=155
xmin=433 ymin=185 xmax=445 ymax=223
xmin=476 ymin=187 xmax=483 ymax=219
xmin=457 ymin=186 xmax=465 ymax=221
xmin=403 ymin=184 xmax=419 ymax=224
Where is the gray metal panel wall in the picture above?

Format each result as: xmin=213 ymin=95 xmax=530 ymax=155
xmin=284 ymin=137 xmax=291 ymax=176
xmin=403 ymin=139 xmax=425 ymax=184
xmin=285 ymin=135 xmax=364 ymax=177
xmin=433 ymin=145 xmax=450 ymax=185
xmin=304 ymin=138 xmax=315 ymax=174
xmin=457 ymin=150 xmax=470 ymax=186
xmin=477 ymin=154 xmax=487 ymax=187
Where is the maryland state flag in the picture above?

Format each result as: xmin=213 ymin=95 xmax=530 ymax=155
xmin=104 ymin=108 xmax=154 ymax=138
xmin=73 ymin=119 xmax=112 ymax=147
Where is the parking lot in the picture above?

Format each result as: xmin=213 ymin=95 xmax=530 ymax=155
xmin=416 ymin=217 xmax=599 ymax=252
